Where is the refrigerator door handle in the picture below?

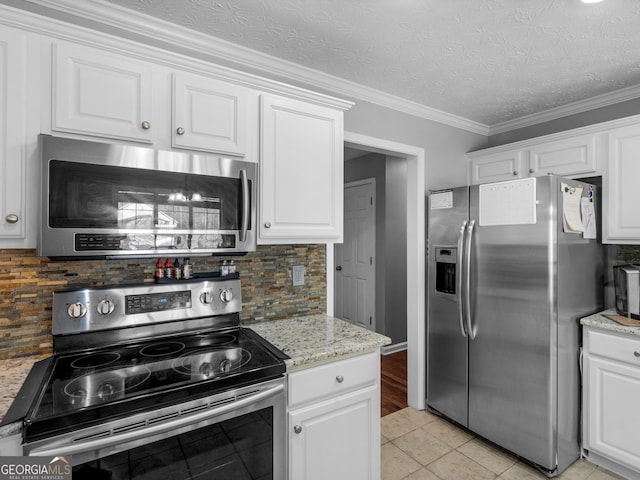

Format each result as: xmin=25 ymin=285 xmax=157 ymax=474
xmin=465 ymin=219 xmax=476 ymax=340
xmin=456 ymin=220 xmax=469 ymax=337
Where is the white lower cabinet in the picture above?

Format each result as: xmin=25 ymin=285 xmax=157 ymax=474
xmin=582 ymin=327 xmax=640 ymax=478
xmin=287 ymin=352 xmax=380 ymax=480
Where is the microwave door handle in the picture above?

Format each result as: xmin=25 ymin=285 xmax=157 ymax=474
xmin=465 ymin=220 xmax=475 ymax=340
xmin=239 ymin=169 xmax=250 ymax=242
xmin=456 ymin=220 xmax=468 ymax=337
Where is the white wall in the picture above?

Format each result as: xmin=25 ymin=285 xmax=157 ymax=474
xmin=345 ymin=100 xmax=488 ymax=191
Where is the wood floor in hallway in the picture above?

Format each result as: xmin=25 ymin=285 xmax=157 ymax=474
xmin=381 ymin=349 xmax=407 ymax=417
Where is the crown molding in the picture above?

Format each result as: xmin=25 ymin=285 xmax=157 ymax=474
xmin=488 ymin=84 xmax=640 ymax=136
xmin=468 ymin=112 xmax=640 ymax=158
xmin=5 ymin=0 xmax=639 ymax=137
xmin=9 ymin=0 xmax=489 ymax=135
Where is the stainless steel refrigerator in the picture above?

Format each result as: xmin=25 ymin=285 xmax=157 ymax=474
xmin=426 ymin=175 xmax=604 ymax=476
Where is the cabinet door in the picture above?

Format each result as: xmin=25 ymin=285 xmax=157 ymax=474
xmin=172 ymin=72 xmax=251 ymax=156
xmin=289 ymin=386 xmax=379 ymax=480
xmin=0 ymin=26 xmax=27 ymax=240
xmin=260 ymin=96 xmax=343 ymax=242
xmin=52 ymin=41 xmax=153 ymax=143
xmin=529 ymin=134 xmax=597 ymax=177
xmin=604 ymin=125 xmax=640 ymax=243
xmin=469 ymin=150 xmax=524 ymax=185
xmin=584 ymin=354 xmax=640 ymax=472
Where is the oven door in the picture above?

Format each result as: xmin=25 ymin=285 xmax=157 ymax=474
xmin=25 ymin=377 xmax=285 ymax=480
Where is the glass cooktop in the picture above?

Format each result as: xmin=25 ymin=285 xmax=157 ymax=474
xmin=24 ymin=327 xmax=286 ymax=440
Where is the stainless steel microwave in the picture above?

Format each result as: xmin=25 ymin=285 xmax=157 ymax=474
xmin=38 ymin=135 xmax=256 ymax=259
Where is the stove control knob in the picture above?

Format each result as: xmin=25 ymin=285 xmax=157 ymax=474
xmin=96 ymin=299 xmax=115 ymax=315
xmin=67 ymin=303 xmax=87 ymax=319
xmin=219 ymin=289 xmax=233 ymax=303
xmin=200 ymin=291 xmax=214 ymax=304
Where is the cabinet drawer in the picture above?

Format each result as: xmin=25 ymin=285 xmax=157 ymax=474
xmin=288 ymin=352 xmax=379 ymax=407
xmin=586 ymin=328 xmax=640 ymax=365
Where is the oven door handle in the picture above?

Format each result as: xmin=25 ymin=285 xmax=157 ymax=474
xmin=239 ymin=169 xmax=250 ymax=242
xmin=29 ymin=382 xmax=284 ymax=458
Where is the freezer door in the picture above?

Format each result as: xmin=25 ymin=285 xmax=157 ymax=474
xmin=467 ymin=177 xmax=556 ymax=471
xmin=426 ymin=186 xmax=469 ymax=427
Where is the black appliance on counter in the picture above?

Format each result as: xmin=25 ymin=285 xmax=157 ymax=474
xmin=2 ymin=276 xmax=287 ymax=480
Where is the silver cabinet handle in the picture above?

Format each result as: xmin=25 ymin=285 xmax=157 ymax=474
xmin=336 ymin=375 xmax=344 ymax=383
xmin=513 ymin=171 xmax=518 ymax=176
xmin=336 ymin=266 xmax=342 ymax=271
xmin=294 ymin=425 xmax=302 ymax=434
xmin=529 ymin=168 xmax=535 ymax=174
xmin=141 ymin=121 xmax=151 ymax=130
xmin=176 ymin=126 xmax=185 ymax=135
xmin=5 ymin=214 xmax=19 ymax=224
xmin=634 ymin=351 xmax=640 ymax=358
xmin=264 ymin=222 xmax=271 ymax=229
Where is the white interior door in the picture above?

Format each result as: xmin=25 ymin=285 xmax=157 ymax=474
xmin=334 ymin=180 xmax=375 ymax=330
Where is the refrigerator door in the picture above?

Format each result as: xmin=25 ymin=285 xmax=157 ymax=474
xmin=467 ymin=176 xmax=557 ymax=470
xmin=426 ymin=186 xmax=469 ymax=427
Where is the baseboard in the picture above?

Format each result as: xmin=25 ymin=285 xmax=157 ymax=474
xmin=381 ymin=342 xmax=407 ymax=355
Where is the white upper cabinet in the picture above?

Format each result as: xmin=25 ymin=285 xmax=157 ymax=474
xmin=52 ymin=41 xmax=154 ymax=143
xmin=0 ymin=25 xmax=38 ymax=247
xmin=0 ymin=26 xmax=27 ymax=241
xmin=529 ymin=134 xmax=597 ymax=177
xmin=604 ymin=124 xmax=640 ymax=243
xmin=469 ymin=150 xmax=525 ymax=184
xmin=259 ymin=95 xmax=344 ymax=243
xmin=468 ymin=132 xmax=600 ymax=185
xmin=172 ymin=72 xmax=254 ymax=156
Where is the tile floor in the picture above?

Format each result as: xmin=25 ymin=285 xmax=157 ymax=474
xmin=381 ymin=407 xmax=626 ymax=480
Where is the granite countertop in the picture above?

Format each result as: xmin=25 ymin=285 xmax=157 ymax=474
xmin=247 ymin=313 xmax=391 ymax=370
xmin=0 ymin=314 xmax=389 ymax=438
xmin=0 ymin=355 xmax=48 ymax=436
xmin=581 ymin=309 xmax=640 ymax=337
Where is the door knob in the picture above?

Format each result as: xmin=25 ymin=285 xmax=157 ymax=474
xmin=336 ymin=265 xmax=342 ymax=271
xmin=176 ymin=126 xmax=185 ymax=135
xmin=294 ymin=425 xmax=302 ymax=434
xmin=141 ymin=121 xmax=151 ymax=130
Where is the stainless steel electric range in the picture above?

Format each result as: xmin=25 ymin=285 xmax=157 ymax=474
xmin=4 ymin=275 xmax=287 ymax=480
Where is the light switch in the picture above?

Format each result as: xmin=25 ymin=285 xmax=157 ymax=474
xmin=292 ymin=265 xmax=305 ymax=286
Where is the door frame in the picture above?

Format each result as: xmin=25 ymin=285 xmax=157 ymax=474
xmin=327 ymin=132 xmax=425 ymax=410
xmin=334 ymin=178 xmax=376 ymax=331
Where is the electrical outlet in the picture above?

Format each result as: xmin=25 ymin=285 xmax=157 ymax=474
xmin=292 ymin=265 xmax=305 ymax=286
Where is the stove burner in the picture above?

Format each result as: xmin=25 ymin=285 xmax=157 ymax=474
xmin=139 ymin=341 xmax=185 ymax=357
xmin=63 ymin=366 xmax=152 ymax=407
xmin=70 ymin=352 xmax=121 ymax=369
xmin=172 ymin=348 xmax=251 ymax=379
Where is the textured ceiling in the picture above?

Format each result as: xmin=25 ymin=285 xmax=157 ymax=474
xmin=103 ymin=0 xmax=640 ymax=127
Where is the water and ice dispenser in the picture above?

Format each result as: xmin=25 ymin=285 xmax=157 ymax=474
xmin=434 ymin=247 xmax=457 ymax=295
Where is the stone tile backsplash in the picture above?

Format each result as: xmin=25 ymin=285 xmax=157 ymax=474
xmin=0 ymin=245 xmax=326 ymax=359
